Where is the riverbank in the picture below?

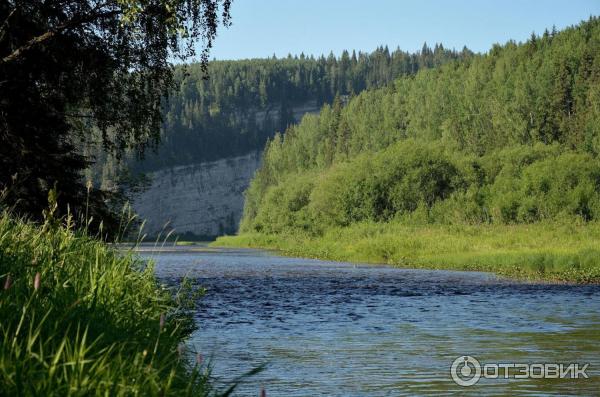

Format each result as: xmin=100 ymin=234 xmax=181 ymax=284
xmin=0 ymin=214 xmax=213 ymax=395
xmin=214 ymin=221 xmax=600 ymax=283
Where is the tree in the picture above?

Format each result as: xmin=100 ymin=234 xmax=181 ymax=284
xmin=0 ymin=0 xmax=232 ymax=234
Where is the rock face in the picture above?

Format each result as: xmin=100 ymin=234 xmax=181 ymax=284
xmin=130 ymin=100 xmax=321 ymax=239
xmin=132 ymin=151 xmax=261 ymax=239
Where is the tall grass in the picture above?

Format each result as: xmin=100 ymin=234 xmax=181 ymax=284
xmin=215 ymin=221 xmax=600 ymax=283
xmin=0 ymin=211 xmax=220 ymax=396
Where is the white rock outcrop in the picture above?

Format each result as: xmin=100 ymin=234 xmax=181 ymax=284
xmin=132 ymin=151 xmax=261 ymax=238
xmin=131 ymin=100 xmax=320 ymax=238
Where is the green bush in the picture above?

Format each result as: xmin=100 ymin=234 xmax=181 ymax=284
xmin=380 ymin=141 xmax=464 ymax=214
xmin=309 ymin=140 xmax=465 ymax=227
xmin=252 ymin=173 xmax=316 ymax=234
xmin=309 ymin=157 xmax=380 ymax=227
xmin=488 ymin=150 xmax=600 ymax=222
xmin=244 ymin=140 xmax=600 ymax=235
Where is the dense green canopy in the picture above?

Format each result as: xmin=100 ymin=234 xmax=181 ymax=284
xmin=103 ymin=43 xmax=472 ymax=176
xmin=241 ymin=18 xmax=600 ymax=234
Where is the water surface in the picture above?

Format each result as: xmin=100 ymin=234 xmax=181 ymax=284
xmin=143 ymin=246 xmax=600 ymax=396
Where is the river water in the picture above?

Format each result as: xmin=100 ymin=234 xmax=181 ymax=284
xmin=143 ymin=246 xmax=600 ymax=396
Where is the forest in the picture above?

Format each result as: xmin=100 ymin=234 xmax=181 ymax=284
xmin=94 ymin=42 xmax=473 ymax=186
xmin=217 ymin=17 xmax=600 ymax=282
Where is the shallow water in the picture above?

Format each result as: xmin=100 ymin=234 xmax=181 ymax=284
xmin=144 ymin=246 xmax=600 ymax=396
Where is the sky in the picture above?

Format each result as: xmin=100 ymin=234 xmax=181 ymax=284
xmin=208 ymin=0 xmax=600 ymax=60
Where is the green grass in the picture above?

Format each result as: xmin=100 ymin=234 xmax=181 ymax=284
xmin=0 ymin=213 xmax=227 ymax=396
xmin=214 ymin=221 xmax=600 ymax=283
xmin=176 ymin=241 xmax=201 ymax=246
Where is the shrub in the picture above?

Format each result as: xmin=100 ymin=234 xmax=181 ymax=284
xmin=252 ymin=173 xmax=316 ymax=234
xmin=488 ymin=150 xmax=600 ymax=222
xmin=310 ymin=140 xmax=465 ymax=227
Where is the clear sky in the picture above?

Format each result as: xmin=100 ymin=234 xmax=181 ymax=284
xmin=208 ymin=0 xmax=600 ymax=60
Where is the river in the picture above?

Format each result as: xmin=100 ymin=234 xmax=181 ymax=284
xmin=141 ymin=245 xmax=600 ymax=396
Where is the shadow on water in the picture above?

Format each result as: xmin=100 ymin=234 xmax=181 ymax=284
xmin=141 ymin=246 xmax=600 ymax=396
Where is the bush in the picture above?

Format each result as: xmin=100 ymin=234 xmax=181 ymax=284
xmin=488 ymin=149 xmax=600 ymax=222
xmin=243 ymin=141 xmax=600 ymax=233
xmin=252 ymin=173 xmax=316 ymax=234
xmin=309 ymin=157 xmax=380 ymax=227
xmin=381 ymin=141 xmax=464 ymax=214
xmin=310 ymin=140 xmax=465 ymax=227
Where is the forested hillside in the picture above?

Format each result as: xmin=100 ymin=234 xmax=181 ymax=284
xmin=154 ymin=44 xmax=472 ymax=167
xmin=240 ymin=18 xmax=600 ymax=234
xmin=92 ymin=43 xmax=472 ymax=183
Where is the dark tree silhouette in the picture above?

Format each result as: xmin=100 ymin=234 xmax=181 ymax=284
xmin=0 ymin=0 xmax=232 ymax=234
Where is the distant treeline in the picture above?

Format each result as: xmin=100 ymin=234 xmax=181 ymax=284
xmin=157 ymin=43 xmax=472 ymax=167
xmin=90 ymin=43 xmax=472 ymax=186
xmin=240 ymin=18 xmax=600 ymax=233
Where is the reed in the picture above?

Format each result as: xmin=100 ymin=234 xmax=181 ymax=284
xmin=0 ymin=212 xmax=218 ymax=396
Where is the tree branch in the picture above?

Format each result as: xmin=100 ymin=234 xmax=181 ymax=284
xmin=1 ymin=7 xmax=119 ymax=64
xmin=0 ymin=7 xmax=17 ymax=31
xmin=0 ymin=7 xmax=18 ymax=42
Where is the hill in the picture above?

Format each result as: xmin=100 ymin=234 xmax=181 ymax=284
xmin=90 ymin=44 xmax=471 ymax=237
xmin=217 ymin=17 xmax=600 ymax=282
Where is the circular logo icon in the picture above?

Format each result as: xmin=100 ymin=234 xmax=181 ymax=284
xmin=451 ymin=355 xmax=482 ymax=386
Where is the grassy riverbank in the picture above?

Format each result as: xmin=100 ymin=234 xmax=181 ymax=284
xmin=0 ymin=214 xmax=216 ymax=396
xmin=214 ymin=221 xmax=600 ymax=283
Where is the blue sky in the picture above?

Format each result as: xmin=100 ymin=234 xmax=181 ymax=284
xmin=208 ymin=0 xmax=600 ymax=60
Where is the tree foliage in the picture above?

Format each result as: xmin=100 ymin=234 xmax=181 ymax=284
xmin=111 ymin=43 xmax=471 ymax=174
xmin=240 ymin=18 xmax=600 ymax=234
xmin=0 ymin=0 xmax=231 ymax=232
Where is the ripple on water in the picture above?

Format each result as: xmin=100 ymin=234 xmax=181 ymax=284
xmin=143 ymin=246 xmax=600 ymax=396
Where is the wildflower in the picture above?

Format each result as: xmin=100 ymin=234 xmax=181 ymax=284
xmin=33 ymin=272 xmax=41 ymax=291
xmin=177 ymin=343 xmax=185 ymax=356
xmin=260 ymin=387 xmax=266 ymax=397
xmin=3 ymin=274 xmax=11 ymax=290
xmin=159 ymin=313 xmax=166 ymax=331
xmin=196 ymin=353 xmax=203 ymax=365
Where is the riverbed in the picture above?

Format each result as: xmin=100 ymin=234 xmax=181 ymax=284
xmin=142 ymin=246 xmax=600 ymax=396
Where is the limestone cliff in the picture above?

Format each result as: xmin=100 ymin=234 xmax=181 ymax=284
xmin=129 ymin=100 xmax=320 ymax=239
xmin=132 ymin=151 xmax=261 ymax=239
